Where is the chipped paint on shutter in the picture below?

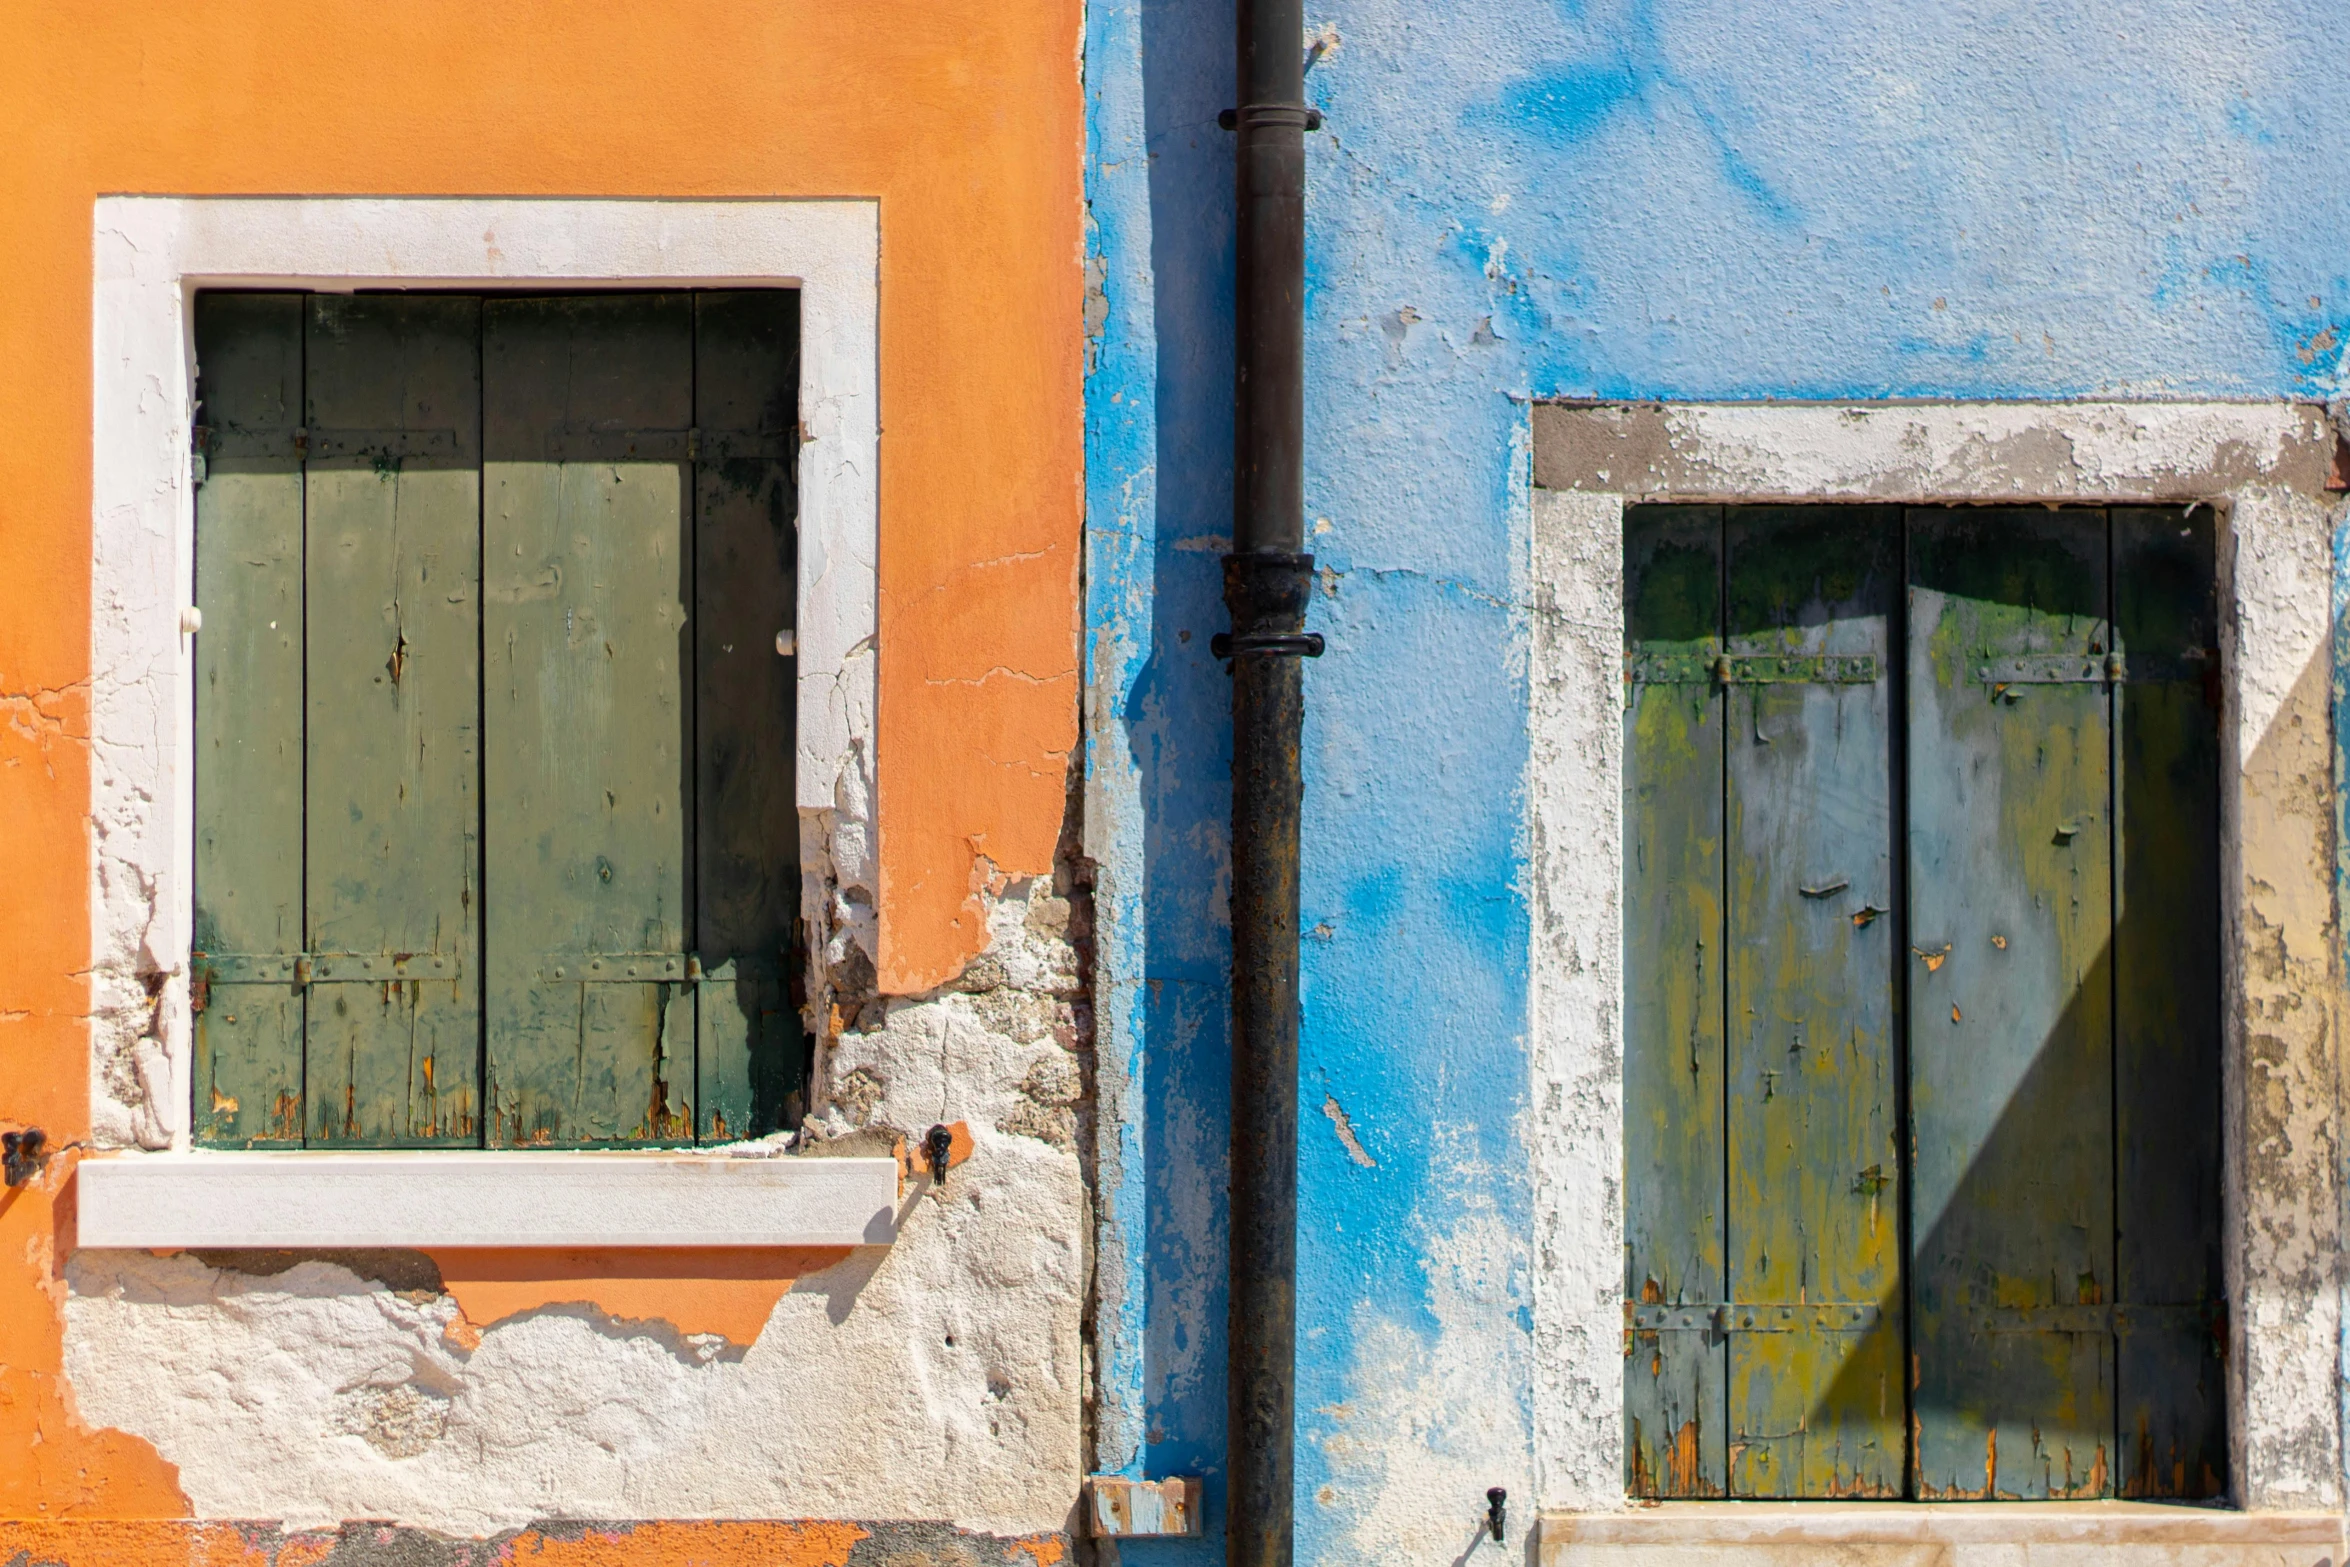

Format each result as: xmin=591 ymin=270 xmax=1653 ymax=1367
xmin=302 ymin=294 xmax=483 ymax=1146
xmin=1622 ymin=504 xmax=1728 ymax=1498
xmin=1906 ymin=507 xmax=2115 ymax=1499
xmin=1722 ymin=507 xmax=1903 ymax=1498
xmin=483 ymin=295 xmax=696 ymax=1146
xmin=192 ymin=293 xmax=308 ymax=1147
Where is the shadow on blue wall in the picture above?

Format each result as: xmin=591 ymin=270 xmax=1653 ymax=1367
xmin=1121 ymin=0 xmax=1237 ymax=1558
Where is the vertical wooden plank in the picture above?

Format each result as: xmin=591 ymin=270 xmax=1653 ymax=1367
xmin=2111 ymin=506 xmax=2227 ymax=1500
xmin=484 ymin=295 xmax=696 ymax=1146
xmin=692 ymin=291 xmax=805 ymax=1142
xmin=1622 ymin=504 xmax=1728 ymax=1499
xmin=302 ymin=295 xmax=483 ymax=1146
xmin=191 ymin=293 xmax=307 ymax=1147
xmin=1722 ymin=507 xmax=1904 ymax=1498
xmin=1907 ymin=507 xmax=2114 ymax=1499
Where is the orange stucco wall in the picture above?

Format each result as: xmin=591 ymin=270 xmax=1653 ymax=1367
xmin=0 ymin=0 xmax=1081 ymax=1524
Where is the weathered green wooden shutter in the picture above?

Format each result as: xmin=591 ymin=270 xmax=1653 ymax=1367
xmin=302 ymin=295 xmax=482 ymax=1146
xmin=1623 ymin=505 xmax=1728 ymax=1498
xmin=483 ymin=295 xmax=697 ymax=1146
xmin=1722 ymin=507 xmax=1902 ymax=1498
xmin=1623 ymin=503 xmax=2224 ymax=1500
xmin=2110 ymin=507 xmax=2226 ymax=1499
xmin=691 ymin=292 xmax=806 ymax=1140
xmin=1908 ymin=507 xmax=2116 ymax=1499
xmin=192 ymin=294 xmax=307 ymax=1146
xmin=197 ymin=287 xmax=804 ymax=1151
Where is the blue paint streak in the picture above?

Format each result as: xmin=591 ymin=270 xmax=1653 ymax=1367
xmin=1086 ymin=0 xmax=2350 ymax=1556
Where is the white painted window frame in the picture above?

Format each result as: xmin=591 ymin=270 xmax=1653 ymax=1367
xmin=1526 ymin=400 xmax=2346 ymax=1523
xmin=83 ymin=197 xmax=890 ymax=1246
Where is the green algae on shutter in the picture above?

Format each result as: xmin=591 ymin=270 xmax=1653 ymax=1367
xmin=192 ymin=293 xmax=307 ymax=1147
xmin=1905 ymin=507 xmax=2115 ymax=1499
xmin=483 ymin=296 xmax=696 ymax=1146
xmin=692 ymin=292 xmax=807 ymax=1141
xmin=302 ymin=294 xmax=483 ymax=1146
xmin=2110 ymin=507 xmax=2227 ymax=1499
xmin=1721 ymin=508 xmax=1903 ymax=1498
xmin=1622 ymin=505 xmax=1728 ymax=1498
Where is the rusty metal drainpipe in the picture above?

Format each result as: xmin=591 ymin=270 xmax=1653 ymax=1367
xmin=1215 ymin=0 xmax=1321 ymax=1560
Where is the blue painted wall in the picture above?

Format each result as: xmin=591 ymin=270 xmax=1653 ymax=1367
xmin=1083 ymin=0 xmax=2350 ymax=1559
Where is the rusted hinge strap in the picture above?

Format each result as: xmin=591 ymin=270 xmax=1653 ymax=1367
xmin=1973 ymin=650 xmax=2217 ymax=686
xmin=1628 ymin=1302 xmax=1883 ymax=1332
xmin=193 ymin=951 xmax=463 ymax=985
xmin=1626 ymin=650 xmax=1879 ymax=686
xmin=538 ymin=952 xmax=698 ymax=983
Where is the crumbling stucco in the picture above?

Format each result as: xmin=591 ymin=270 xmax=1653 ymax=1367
xmin=66 ymin=843 xmax=1096 ymax=1535
xmin=1528 ymin=401 xmax=2347 ymax=1512
xmin=66 ymin=1125 xmax=1080 ymax=1537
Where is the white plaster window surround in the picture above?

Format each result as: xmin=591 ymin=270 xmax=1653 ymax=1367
xmin=84 ymin=197 xmax=885 ymax=1245
xmin=1525 ymin=402 xmax=2347 ymax=1531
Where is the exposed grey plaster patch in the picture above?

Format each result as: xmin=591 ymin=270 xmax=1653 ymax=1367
xmin=1321 ymin=1095 xmax=1377 ymax=1168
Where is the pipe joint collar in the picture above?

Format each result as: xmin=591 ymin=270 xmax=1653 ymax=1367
xmin=1222 ymin=549 xmax=1316 ymax=636
xmin=1218 ymin=103 xmax=1323 ymax=133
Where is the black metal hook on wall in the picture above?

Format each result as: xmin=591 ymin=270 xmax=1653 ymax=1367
xmin=1485 ymin=1488 xmax=1507 ymax=1544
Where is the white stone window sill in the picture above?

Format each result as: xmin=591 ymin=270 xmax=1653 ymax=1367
xmin=1537 ymin=1502 xmax=2345 ymax=1563
xmin=74 ymin=1150 xmax=901 ymax=1249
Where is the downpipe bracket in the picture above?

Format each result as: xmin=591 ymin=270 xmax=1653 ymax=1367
xmin=1218 ymin=104 xmax=1324 ymax=133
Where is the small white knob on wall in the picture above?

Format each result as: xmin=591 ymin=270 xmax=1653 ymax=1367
xmin=179 ymin=606 xmax=203 ymax=636
xmin=775 ymin=629 xmax=796 ymax=657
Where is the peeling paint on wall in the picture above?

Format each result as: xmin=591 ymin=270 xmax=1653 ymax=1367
xmin=1085 ymin=0 xmax=2350 ymax=1550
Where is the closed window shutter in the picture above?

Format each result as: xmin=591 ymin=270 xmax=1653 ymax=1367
xmin=193 ymin=289 xmax=806 ymax=1152
xmin=483 ymin=295 xmax=698 ymax=1147
xmin=1622 ymin=504 xmax=2226 ymax=1500
xmin=192 ymin=293 xmax=308 ymax=1147
xmin=691 ymin=291 xmax=804 ymax=1142
xmin=302 ymin=294 xmax=483 ymax=1146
